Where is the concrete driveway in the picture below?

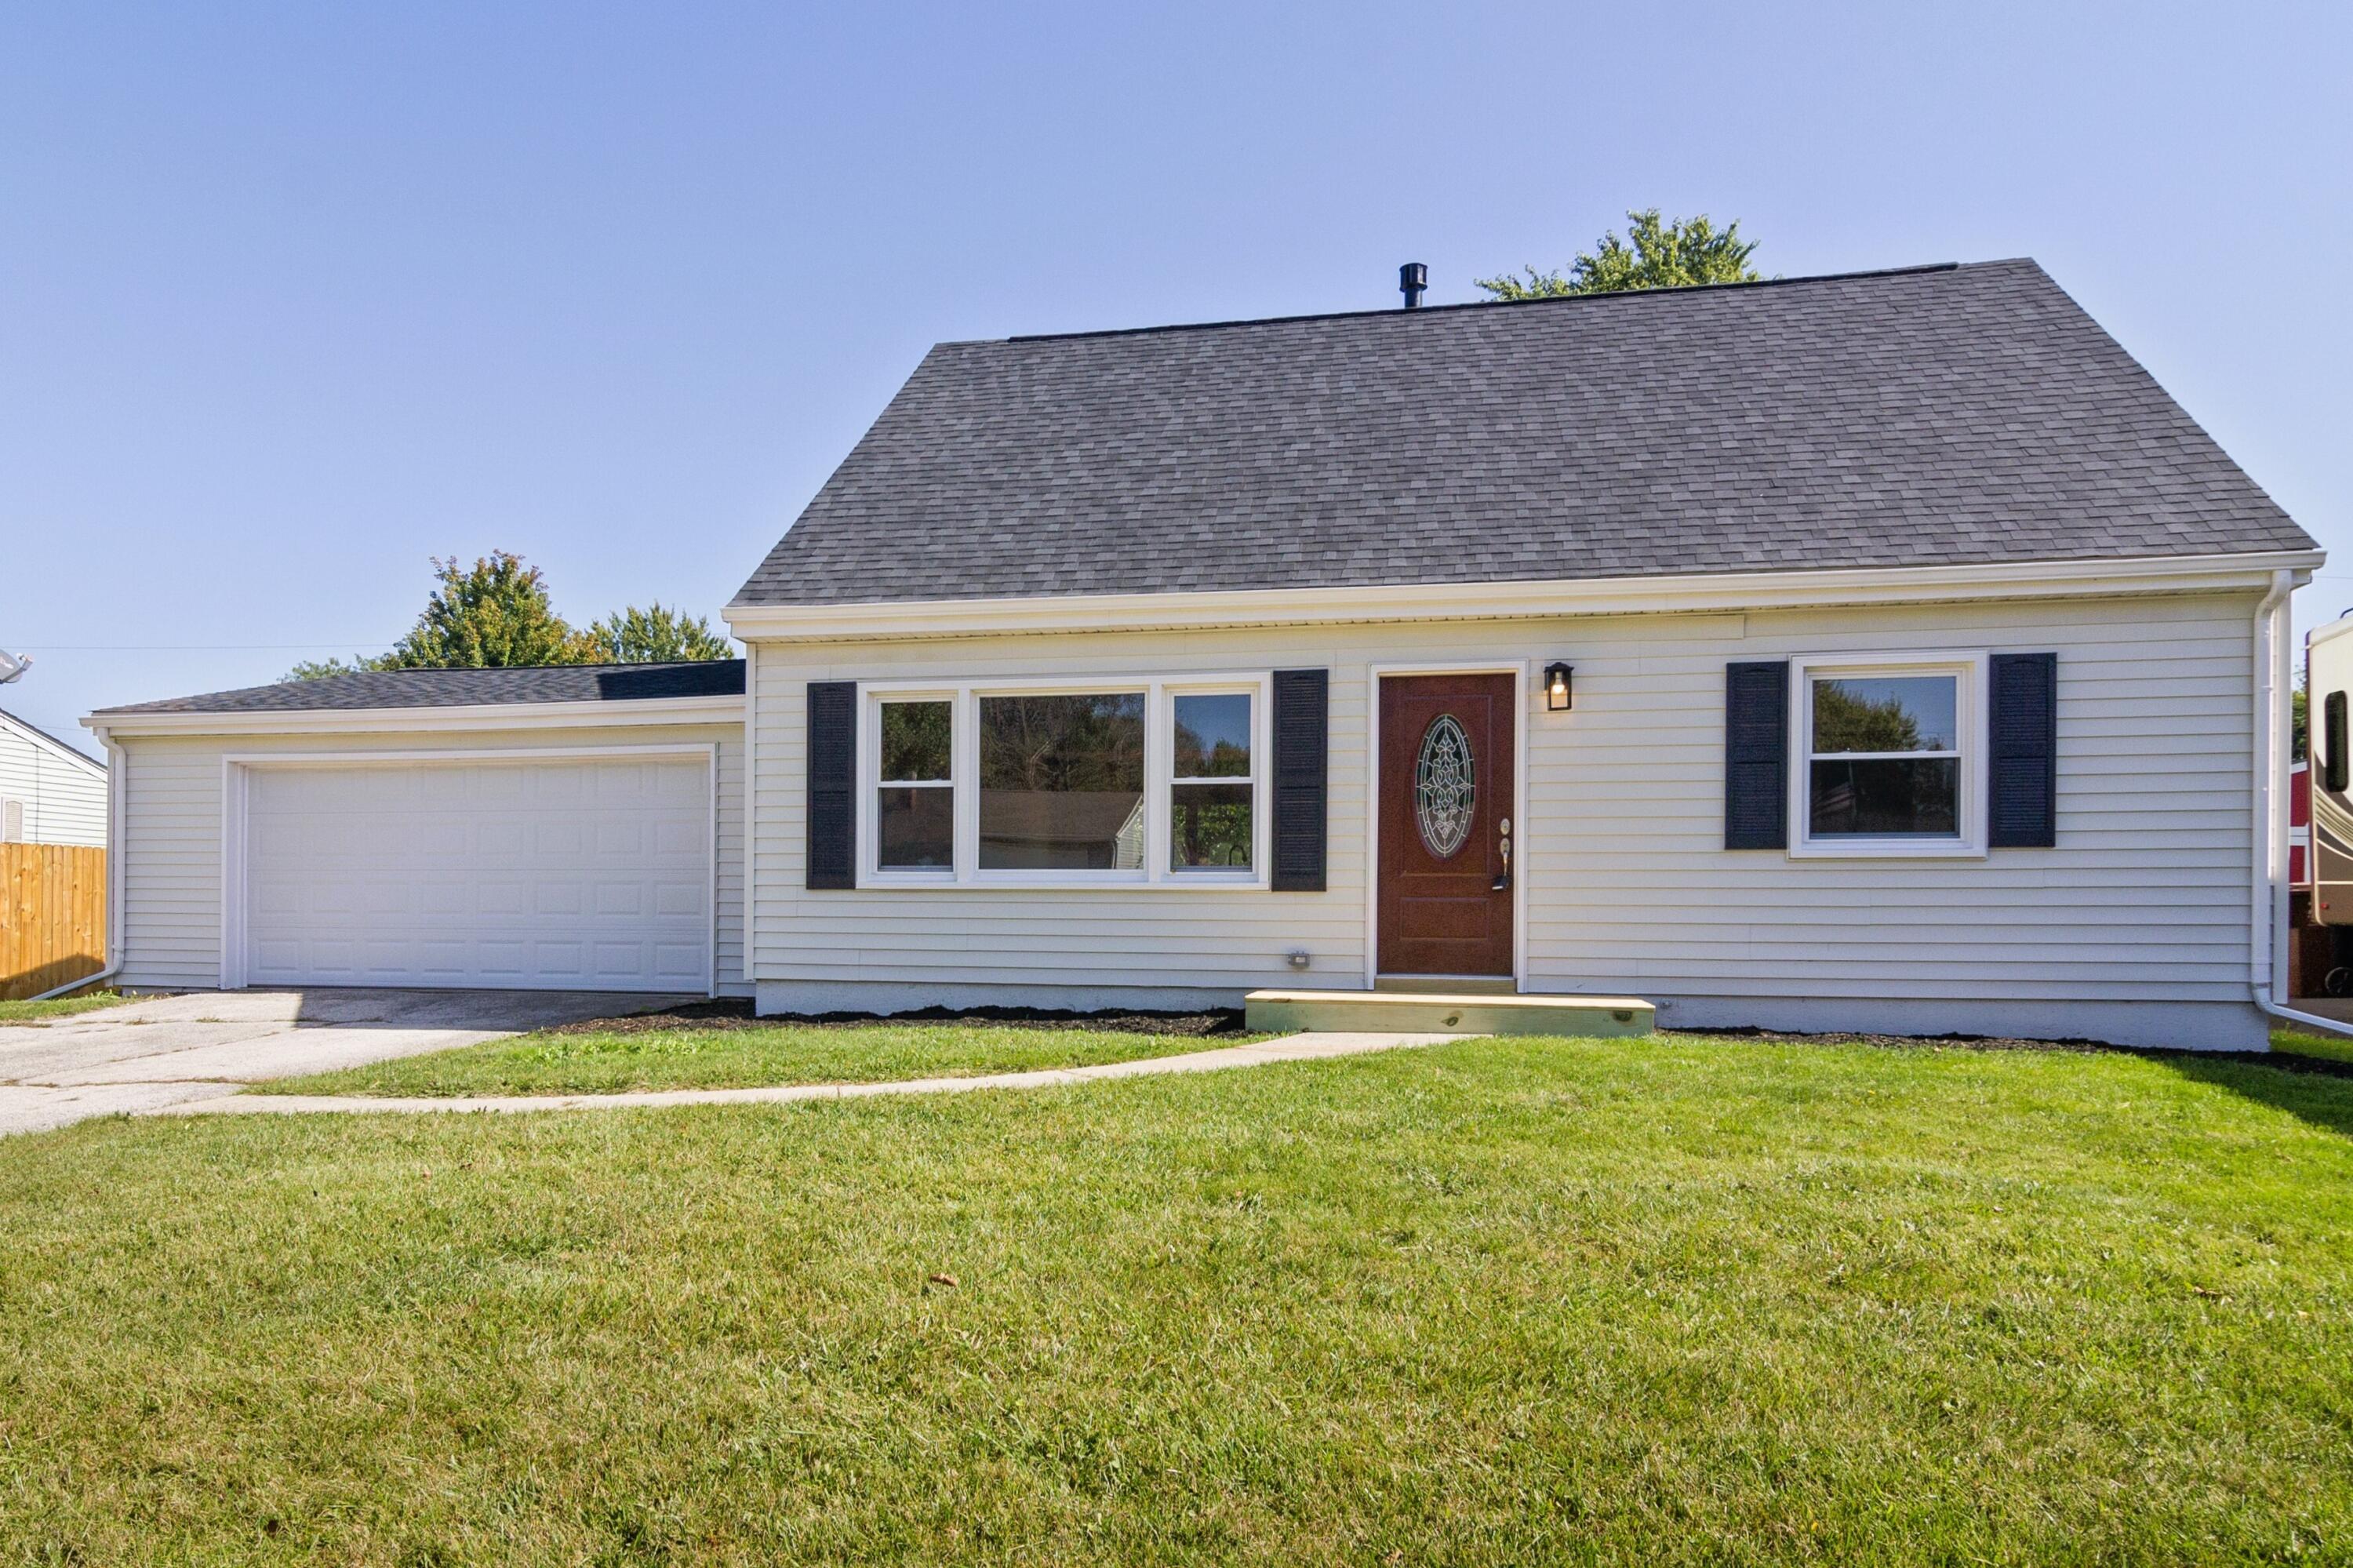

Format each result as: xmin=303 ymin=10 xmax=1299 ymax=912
xmin=0 ymin=988 xmax=689 ymax=1137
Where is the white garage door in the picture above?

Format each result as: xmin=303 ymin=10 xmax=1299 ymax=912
xmin=241 ymin=756 xmax=711 ymax=991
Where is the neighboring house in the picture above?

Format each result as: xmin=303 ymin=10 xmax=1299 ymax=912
xmin=0 ymin=708 xmax=107 ymax=847
xmin=85 ymin=260 xmax=2318 ymax=1049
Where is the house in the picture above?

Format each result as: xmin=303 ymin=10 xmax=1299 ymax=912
xmin=0 ymin=708 xmax=107 ymax=847
xmin=84 ymin=260 xmax=2318 ymax=1049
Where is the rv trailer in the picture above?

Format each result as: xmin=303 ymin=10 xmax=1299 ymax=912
xmin=2301 ymin=618 xmax=2353 ymax=990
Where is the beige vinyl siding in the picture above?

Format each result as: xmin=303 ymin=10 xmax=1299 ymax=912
xmin=111 ymin=721 xmax=746 ymax=993
xmin=0 ymin=722 xmax=107 ymax=847
xmin=747 ymin=591 xmax=2256 ymax=1007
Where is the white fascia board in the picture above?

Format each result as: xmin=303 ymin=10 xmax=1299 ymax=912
xmin=85 ymin=693 xmax=745 ymax=741
xmin=0 ymin=710 xmax=109 ymax=775
xmin=723 ymin=551 xmax=2325 ymax=644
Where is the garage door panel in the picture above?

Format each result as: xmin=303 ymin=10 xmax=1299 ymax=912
xmin=243 ymin=758 xmax=711 ymax=992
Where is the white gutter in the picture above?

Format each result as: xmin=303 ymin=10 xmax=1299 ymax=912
xmin=724 ymin=549 xmax=2328 ymax=643
xmin=85 ymin=692 xmax=745 ymax=741
xmin=27 ymin=738 xmax=126 ymax=1002
xmin=2247 ymin=569 xmax=2346 ymax=1038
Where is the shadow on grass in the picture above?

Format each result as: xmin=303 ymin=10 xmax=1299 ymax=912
xmin=2160 ymin=1050 xmax=2353 ymax=1139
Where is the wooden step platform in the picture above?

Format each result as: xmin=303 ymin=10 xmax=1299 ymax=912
xmin=1244 ymin=989 xmax=1655 ymax=1038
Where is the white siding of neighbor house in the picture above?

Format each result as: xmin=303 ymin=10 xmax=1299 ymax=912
xmin=0 ymin=717 xmax=107 ymax=847
xmin=744 ymin=591 xmax=2264 ymax=1046
xmin=108 ymin=721 xmax=747 ymax=994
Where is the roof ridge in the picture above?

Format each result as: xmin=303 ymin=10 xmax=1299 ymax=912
xmin=997 ymin=260 xmax=1980 ymax=347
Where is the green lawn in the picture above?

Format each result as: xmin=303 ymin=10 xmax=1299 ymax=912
xmin=2272 ymin=1026 xmax=2353 ymax=1066
xmin=4 ymin=1034 xmax=2350 ymax=1564
xmin=0 ymin=988 xmax=125 ymax=1024
xmin=259 ymin=1020 xmax=1251 ymax=1097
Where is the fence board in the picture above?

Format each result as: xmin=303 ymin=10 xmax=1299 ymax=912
xmin=2 ymin=844 xmax=107 ymax=1000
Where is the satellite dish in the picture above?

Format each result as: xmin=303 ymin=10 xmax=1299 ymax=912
xmin=0 ymin=651 xmax=30 ymax=686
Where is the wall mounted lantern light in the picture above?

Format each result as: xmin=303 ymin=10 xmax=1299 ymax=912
xmin=1544 ymin=661 xmax=1573 ymax=712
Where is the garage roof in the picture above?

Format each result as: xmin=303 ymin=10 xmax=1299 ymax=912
xmin=93 ymin=660 xmax=745 ymax=716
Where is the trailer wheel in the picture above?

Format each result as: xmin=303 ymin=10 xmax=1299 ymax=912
xmin=2326 ymin=967 xmax=2353 ymax=999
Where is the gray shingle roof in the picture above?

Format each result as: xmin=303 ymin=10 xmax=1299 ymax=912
xmin=732 ymin=260 xmax=2314 ymax=608
xmin=95 ymin=660 xmax=744 ymax=716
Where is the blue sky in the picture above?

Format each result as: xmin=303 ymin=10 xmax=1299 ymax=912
xmin=3 ymin=1 xmax=2346 ymax=755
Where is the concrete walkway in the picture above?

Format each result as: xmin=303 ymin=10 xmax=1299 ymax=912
xmin=0 ymin=988 xmax=695 ymax=1136
xmin=158 ymin=1031 xmax=1457 ymax=1119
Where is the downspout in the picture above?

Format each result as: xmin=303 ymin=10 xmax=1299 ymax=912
xmin=27 ymin=733 xmax=125 ymax=1002
xmin=2247 ymin=570 xmax=2343 ymax=1038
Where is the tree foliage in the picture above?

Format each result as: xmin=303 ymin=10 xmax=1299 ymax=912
xmin=585 ymin=602 xmax=734 ymax=664
xmin=286 ymin=553 xmax=732 ymax=679
xmin=1811 ymin=682 xmax=1923 ymax=754
xmin=392 ymin=553 xmax=602 ymax=670
xmin=1476 ymin=209 xmax=1762 ymax=301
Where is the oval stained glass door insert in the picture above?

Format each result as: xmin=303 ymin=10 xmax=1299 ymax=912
xmin=1414 ymin=714 xmax=1476 ymax=857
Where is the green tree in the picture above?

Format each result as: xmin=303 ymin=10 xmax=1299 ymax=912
xmin=1476 ymin=209 xmax=1762 ymax=301
xmin=285 ymin=552 xmax=601 ymax=679
xmin=586 ymin=602 xmax=734 ymax=664
xmin=285 ymin=657 xmax=379 ymax=681
xmin=391 ymin=553 xmax=602 ymax=669
xmin=1812 ymin=683 xmax=1924 ymax=753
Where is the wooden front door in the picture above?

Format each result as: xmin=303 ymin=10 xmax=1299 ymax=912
xmin=1377 ymin=673 xmax=1515 ymax=978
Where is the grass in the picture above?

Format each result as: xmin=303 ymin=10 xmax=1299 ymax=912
xmin=4 ymin=1033 xmax=2351 ymax=1564
xmin=2272 ymin=1026 xmax=2353 ymax=1066
xmin=257 ymin=1020 xmax=1249 ymax=1097
xmin=0 ymin=988 xmax=125 ymax=1024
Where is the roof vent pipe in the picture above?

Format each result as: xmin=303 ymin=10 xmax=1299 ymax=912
xmin=1398 ymin=262 xmax=1427 ymax=309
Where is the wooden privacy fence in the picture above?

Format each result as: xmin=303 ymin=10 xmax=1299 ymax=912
xmin=2 ymin=844 xmax=107 ymax=1001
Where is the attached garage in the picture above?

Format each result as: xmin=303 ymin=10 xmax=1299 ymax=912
xmin=86 ymin=662 xmax=747 ymax=998
xmin=233 ymin=753 xmax=715 ymax=992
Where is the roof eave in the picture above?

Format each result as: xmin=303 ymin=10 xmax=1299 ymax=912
xmin=724 ymin=550 xmax=2325 ymax=644
xmin=86 ymin=692 xmax=746 ymax=740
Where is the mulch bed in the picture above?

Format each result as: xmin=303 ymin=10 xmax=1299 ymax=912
xmin=541 ymin=996 xmax=1250 ymax=1039
xmin=544 ymin=999 xmax=2353 ymax=1079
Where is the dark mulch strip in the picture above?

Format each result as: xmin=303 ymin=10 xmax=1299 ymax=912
xmin=545 ymin=998 xmax=2353 ymax=1080
xmin=542 ymin=996 xmax=1250 ymax=1039
xmin=1674 ymin=1024 xmax=2123 ymax=1056
xmin=1673 ymin=1024 xmax=2353 ymax=1080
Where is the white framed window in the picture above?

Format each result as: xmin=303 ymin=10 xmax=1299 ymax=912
xmin=873 ymin=696 xmax=955 ymax=876
xmin=976 ymin=688 xmax=1149 ymax=879
xmin=1165 ymin=686 xmax=1259 ymax=881
xmin=857 ymin=673 xmax=1271 ymax=889
xmin=1787 ymin=652 xmax=1987 ymax=858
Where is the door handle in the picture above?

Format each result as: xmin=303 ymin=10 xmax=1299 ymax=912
xmin=1493 ymin=817 xmax=1511 ymax=891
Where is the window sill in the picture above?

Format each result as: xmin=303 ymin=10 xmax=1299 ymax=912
xmin=854 ymin=873 xmax=1270 ymax=891
xmin=1787 ymin=838 xmax=1987 ymax=860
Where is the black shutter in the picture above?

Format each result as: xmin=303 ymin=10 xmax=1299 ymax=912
xmin=1988 ymin=653 xmax=2057 ymax=849
xmin=1270 ymin=668 xmax=1329 ymax=891
xmin=806 ymin=680 xmax=857 ymax=890
xmin=1725 ymin=660 xmax=1790 ymax=850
